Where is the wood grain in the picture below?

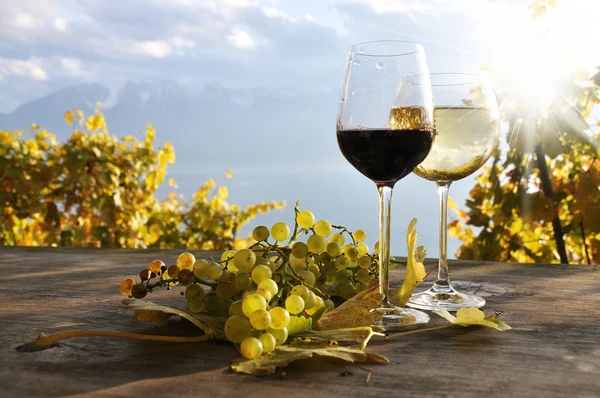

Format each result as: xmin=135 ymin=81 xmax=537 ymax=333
xmin=1 ymin=247 xmax=599 ymax=398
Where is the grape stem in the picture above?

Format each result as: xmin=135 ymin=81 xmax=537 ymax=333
xmin=331 ymin=225 xmax=357 ymax=246
xmin=34 ymin=330 xmax=211 ymax=347
xmin=287 ymin=201 xmax=301 ymax=246
xmin=385 ymin=324 xmax=453 ymax=339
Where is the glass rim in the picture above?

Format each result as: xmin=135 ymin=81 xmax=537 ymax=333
xmin=406 ymin=72 xmax=489 ymax=87
xmin=349 ymin=40 xmax=423 ymax=57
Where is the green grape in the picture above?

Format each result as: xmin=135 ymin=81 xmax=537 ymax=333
xmin=285 ymin=295 xmax=305 ymax=315
xmin=291 ymin=242 xmax=309 ymax=258
xmin=252 ymin=225 xmax=270 ymax=241
xmin=324 ymin=263 xmax=337 ymax=276
xmin=216 ymin=282 xmax=237 ymax=299
xmin=303 ymin=290 xmax=316 ymax=309
xmin=131 ymin=284 xmax=147 ymax=299
xmin=307 ymin=234 xmax=327 ymax=253
xmin=308 ymin=263 xmax=321 ymax=279
xmin=119 ymin=279 xmax=135 ymax=296
xmin=358 ymin=255 xmax=372 ymax=269
xmin=324 ymin=299 xmax=335 ymax=312
xmin=206 ymin=263 xmax=223 ymax=280
xmin=167 ymin=264 xmax=181 ymax=279
xmin=148 ymin=260 xmax=165 ymax=275
xmin=335 ymin=256 xmax=349 ymax=270
xmin=335 ymin=270 xmax=351 ymax=283
xmin=320 ymin=252 xmax=332 ymax=264
xmin=355 ymin=268 xmax=371 ymax=284
xmin=161 ymin=268 xmax=178 ymax=287
xmin=177 ymin=252 xmax=196 ymax=270
xmin=187 ymin=299 xmax=205 ymax=313
xmin=254 ymin=256 xmax=268 ymax=266
xmin=218 ymin=269 xmax=233 ymax=283
xmin=246 ymin=328 xmax=261 ymax=339
xmin=240 ymin=337 xmax=263 ymax=359
xmin=347 ymin=247 xmax=359 ymax=260
xmin=221 ymin=250 xmax=239 ymax=273
xmin=374 ymin=241 xmax=380 ymax=254
xmin=341 ymin=244 xmax=353 ymax=255
xmin=178 ymin=269 xmax=196 ymax=286
xmin=297 ymin=210 xmax=315 ymax=229
xmin=242 ymin=293 xmax=267 ymax=317
xmin=289 ymin=254 xmax=307 ymax=271
xmin=354 ymin=229 xmax=367 ymax=243
xmin=338 ymin=283 xmax=356 ymax=299
xmin=298 ymin=270 xmax=316 ymax=286
xmin=251 ymin=264 xmax=272 ymax=284
xmin=268 ymin=307 xmax=290 ymax=330
xmin=185 ymin=283 xmax=206 ymax=301
xmin=271 ymin=222 xmax=290 ymax=241
xmin=255 ymin=288 xmax=272 ymax=302
xmin=219 ymin=298 xmax=234 ymax=313
xmin=305 ymin=296 xmax=325 ymax=315
xmin=193 ymin=259 xmax=210 ymax=278
xmin=326 ymin=242 xmax=341 ymax=257
xmin=204 ymin=292 xmax=221 ymax=312
xmin=267 ymin=327 xmax=288 ymax=346
xmin=259 ymin=333 xmax=277 ymax=353
xmin=242 ymin=289 xmax=256 ymax=299
xmin=229 ymin=300 xmax=244 ymax=316
xmin=234 ymin=273 xmax=253 ymax=291
xmin=258 ymin=279 xmax=278 ymax=296
xmin=249 ymin=309 xmax=272 ymax=330
xmin=234 ymin=249 xmax=256 ymax=273
xmin=357 ymin=243 xmax=369 ymax=255
xmin=330 ymin=233 xmax=345 ymax=246
xmin=225 ymin=315 xmax=252 ymax=344
xmin=314 ymin=220 xmax=332 ymax=237
xmin=291 ymin=285 xmax=309 ymax=297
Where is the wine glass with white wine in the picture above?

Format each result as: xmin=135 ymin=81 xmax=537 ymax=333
xmin=407 ymin=73 xmax=500 ymax=311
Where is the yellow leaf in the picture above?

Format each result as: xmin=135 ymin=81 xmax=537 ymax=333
xmin=64 ymin=111 xmax=74 ymax=125
xmin=224 ymin=169 xmax=233 ymax=178
xmin=168 ymin=178 xmax=178 ymax=188
xmin=448 ymin=196 xmax=457 ymax=211
xmin=315 ymin=282 xmax=384 ymax=330
xmin=433 ymin=307 xmax=511 ymax=331
xmin=218 ymin=186 xmax=228 ymax=199
xmin=393 ymin=219 xmax=426 ymax=306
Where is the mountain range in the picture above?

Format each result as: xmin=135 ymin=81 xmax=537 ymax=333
xmin=0 ymin=81 xmax=341 ymax=167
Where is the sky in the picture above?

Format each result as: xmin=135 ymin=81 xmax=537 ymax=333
xmin=1 ymin=0 xmax=599 ymax=114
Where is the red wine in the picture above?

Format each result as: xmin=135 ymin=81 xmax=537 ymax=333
xmin=337 ymin=128 xmax=434 ymax=186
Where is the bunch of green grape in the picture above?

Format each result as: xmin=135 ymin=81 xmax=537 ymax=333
xmin=119 ymin=205 xmax=382 ymax=359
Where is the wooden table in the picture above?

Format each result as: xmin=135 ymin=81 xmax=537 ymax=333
xmin=1 ymin=247 xmax=599 ymax=397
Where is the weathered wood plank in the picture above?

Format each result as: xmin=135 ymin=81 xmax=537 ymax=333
xmin=0 ymin=247 xmax=599 ymax=397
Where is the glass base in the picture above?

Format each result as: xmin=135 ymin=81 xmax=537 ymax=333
xmin=407 ymin=282 xmax=486 ymax=311
xmin=375 ymin=305 xmax=430 ymax=331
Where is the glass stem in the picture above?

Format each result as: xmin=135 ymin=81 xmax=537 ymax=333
xmin=435 ymin=181 xmax=452 ymax=288
xmin=377 ymin=185 xmax=393 ymax=307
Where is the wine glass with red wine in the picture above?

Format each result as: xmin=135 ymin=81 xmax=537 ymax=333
xmin=336 ymin=41 xmax=434 ymax=330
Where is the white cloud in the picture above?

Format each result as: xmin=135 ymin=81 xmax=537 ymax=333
xmin=129 ymin=40 xmax=173 ymax=58
xmin=0 ymin=58 xmax=48 ymax=80
xmin=227 ymin=29 xmax=255 ymax=49
xmin=53 ymin=17 xmax=68 ymax=32
xmin=60 ymin=57 xmax=84 ymax=75
xmin=262 ymin=6 xmax=287 ymax=19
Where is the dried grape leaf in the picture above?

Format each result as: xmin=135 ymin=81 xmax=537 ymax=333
xmin=314 ymin=282 xmax=384 ymax=330
xmin=231 ymin=340 xmax=389 ymax=376
xmin=287 ymin=316 xmax=312 ymax=336
xmin=123 ymin=299 xmax=227 ymax=339
xmin=295 ymin=326 xmax=385 ymax=349
xmin=392 ymin=219 xmax=427 ymax=306
xmin=433 ymin=307 xmax=511 ymax=331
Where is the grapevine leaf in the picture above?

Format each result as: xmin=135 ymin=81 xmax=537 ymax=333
xmin=314 ymin=282 xmax=385 ymax=330
xmin=122 ymin=299 xmax=227 ymax=339
xmin=309 ymin=307 xmax=327 ymax=324
xmin=295 ymin=326 xmax=385 ymax=350
xmin=433 ymin=307 xmax=512 ymax=331
xmin=230 ymin=340 xmax=389 ymax=376
xmin=287 ymin=316 xmax=312 ymax=336
xmin=134 ymin=310 xmax=174 ymax=325
xmin=392 ymin=219 xmax=427 ymax=306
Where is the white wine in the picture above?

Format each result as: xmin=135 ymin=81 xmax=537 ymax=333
xmin=413 ymin=107 xmax=499 ymax=181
